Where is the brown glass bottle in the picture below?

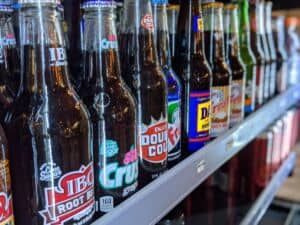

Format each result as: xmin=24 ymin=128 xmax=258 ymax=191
xmin=120 ymin=0 xmax=168 ymax=188
xmin=249 ymin=0 xmax=266 ymax=108
xmin=224 ymin=4 xmax=246 ymax=127
xmin=0 ymin=5 xmax=20 ymax=124
xmin=272 ymin=15 xmax=288 ymax=93
xmin=203 ymin=2 xmax=232 ymax=138
xmin=5 ymin=2 xmax=95 ymax=224
xmin=174 ymin=0 xmax=212 ymax=154
xmin=81 ymin=1 xmax=138 ymax=218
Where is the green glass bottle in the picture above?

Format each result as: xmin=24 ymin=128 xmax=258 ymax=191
xmin=235 ymin=0 xmax=257 ymax=115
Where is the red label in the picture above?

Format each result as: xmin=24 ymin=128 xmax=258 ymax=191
xmin=141 ymin=121 xmax=168 ymax=163
xmin=39 ymin=163 xmax=94 ymax=225
xmin=0 ymin=193 xmax=13 ymax=224
xmin=141 ymin=14 xmax=154 ymax=31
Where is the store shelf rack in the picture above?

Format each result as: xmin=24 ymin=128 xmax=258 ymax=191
xmin=240 ymin=152 xmax=296 ymax=225
xmin=92 ymin=85 xmax=300 ymax=225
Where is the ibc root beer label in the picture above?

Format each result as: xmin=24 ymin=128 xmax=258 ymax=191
xmin=0 ymin=193 xmax=14 ymax=225
xmin=188 ymin=91 xmax=211 ymax=152
xmin=141 ymin=118 xmax=168 ymax=164
xmin=230 ymin=79 xmax=245 ymax=127
xmin=211 ymin=86 xmax=230 ymax=138
xmin=98 ymin=140 xmax=138 ymax=213
xmin=39 ymin=163 xmax=95 ymax=225
xmin=168 ymin=97 xmax=181 ymax=161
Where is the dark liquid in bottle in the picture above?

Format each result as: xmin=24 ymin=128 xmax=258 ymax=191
xmin=81 ymin=50 xmax=138 ymax=217
xmin=6 ymin=45 xmax=94 ymax=225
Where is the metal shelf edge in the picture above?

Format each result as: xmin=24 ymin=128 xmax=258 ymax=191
xmin=92 ymin=85 xmax=300 ymax=225
xmin=239 ymin=152 xmax=297 ymax=225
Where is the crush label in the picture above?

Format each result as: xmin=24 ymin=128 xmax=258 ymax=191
xmin=211 ymin=86 xmax=230 ymax=138
xmin=230 ymin=79 xmax=245 ymax=126
xmin=0 ymin=193 xmax=14 ymax=225
xmin=188 ymin=91 xmax=211 ymax=152
xmin=141 ymin=119 xmax=168 ymax=163
xmin=39 ymin=163 xmax=94 ymax=225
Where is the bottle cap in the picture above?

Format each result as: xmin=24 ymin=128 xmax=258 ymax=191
xmin=167 ymin=4 xmax=179 ymax=11
xmin=82 ymin=0 xmax=116 ymax=9
xmin=202 ymin=2 xmax=224 ymax=9
xmin=224 ymin=3 xmax=238 ymax=11
xmin=151 ymin=0 xmax=168 ymax=4
xmin=18 ymin=0 xmax=61 ymax=4
xmin=0 ymin=4 xmax=13 ymax=12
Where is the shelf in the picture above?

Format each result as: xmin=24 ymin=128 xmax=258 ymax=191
xmin=92 ymin=85 xmax=300 ymax=225
xmin=240 ymin=152 xmax=297 ymax=225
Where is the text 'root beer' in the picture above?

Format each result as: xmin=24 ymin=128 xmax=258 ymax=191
xmin=5 ymin=0 xmax=95 ymax=224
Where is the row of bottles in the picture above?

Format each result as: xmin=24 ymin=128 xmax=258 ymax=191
xmin=0 ymin=0 xmax=295 ymax=224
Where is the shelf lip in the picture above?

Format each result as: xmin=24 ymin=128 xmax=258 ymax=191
xmin=240 ymin=152 xmax=297 ymax=225
xmin=92 ymin=85 xmax=300 ymax=225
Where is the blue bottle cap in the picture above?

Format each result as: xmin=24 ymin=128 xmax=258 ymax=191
xmin=82 ymin=0 xmax=116 ymax=9
xmin=151 ymin=0 xmax=168 ymax=4
xmin=18 ymin=0 xmax=61 ymax=4
xmin=0 ymin=4 xmax=13 ymax=12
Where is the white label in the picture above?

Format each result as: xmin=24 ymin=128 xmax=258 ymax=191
xmin=100 ymin=196 xmax=114 ymax=213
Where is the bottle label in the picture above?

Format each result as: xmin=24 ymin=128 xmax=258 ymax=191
xmin=211 ymin=86 xmax=230 ymax=138
xmin=0 ymin=193 xmax=14 ymax=225
xmin=0 ymin=160 xmax=14 ymax=225
xmin=230 ymin=79 xmax=245 ymax=127
xmin=245 ymin=65 xmax=256 ymax=113
xmin=141 ymin=14 xmax=154 ymax=31
xmin=188 ymin=91 xmax=211 ymax=152
xmin=98 ymin=140 xmax=138 ymax=195
xmin=39 ymin=163 xmax=95 ymax=225
xmin=100 ymin=34 xmax=118 ymax=50
xmin=49 ymin=47 xmax=68 ymax=67
xmin=193 ymin=16 xmax=204 ymax=32
xmin=141 ymin=118 xmax=168 ymax=163
xmin=168 ymin=97 xmax=181 ymax=161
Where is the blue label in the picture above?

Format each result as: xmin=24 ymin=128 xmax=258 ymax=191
xmin=193 ymin=16 xmax=204 ymax=33
xmin=188 ymin=91 xmax=211 ymax=152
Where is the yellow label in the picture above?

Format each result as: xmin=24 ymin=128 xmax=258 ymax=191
xmin=197 ymin=101 xmax=211 ymax=133
xmin=197 ymin=18 xmax=204 ymax=31
xmin=0 ymin=215 xmax=14 ymax=225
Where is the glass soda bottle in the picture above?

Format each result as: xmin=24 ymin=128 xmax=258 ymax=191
xmin=6 ymin=1 xmax=95 ymax=224
xmin=264 ymin=1 xmax=277 ymax=98
xmin=81 ymin=0 xmax=138 ymax=217
xmin=272 ymin=15 xmax=288 ymax=93
xmin=174 ymin=0 xmax=212 ymax=153
xmin=203 ymin=2 xmax=232 ymax=138
xmin=152 ymin=0 xmax=181 ymax=167
xmin=224 ymin=3 xmax=246 ymax=127
xmin=258 ymin=0 xmax=272 ymax=102
xmin=167 ymin=4 xmax=180 ymax=65
xmin=120 ymin=0 xmax=168 ymax=188
xmin=249 ymin=0 xmax=266 ymax=108
xmin=235 ymin=0 xmax=257 ymax=115
xmin=0 ymin=3 xmax=20 ymax=123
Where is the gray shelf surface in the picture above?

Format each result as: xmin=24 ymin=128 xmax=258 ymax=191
xmin=92 ymin=85 xmax=300 ymax=225
xmin=240 ymin=152 xmax=297 ymax=225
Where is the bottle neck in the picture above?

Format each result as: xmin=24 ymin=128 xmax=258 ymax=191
xmin=258 ymin=2 xmax=266 ymax=36
xmin=224 ymin=8 xmax=240 ymax=58
xmin=123 ymin=0 xmax=158 ymax=66
xmin=83 ymin=7 xmax=120 ymax=80
xmin=249 ymin=1 xmax=259 ymax=34
xmin=152 ymin=4 xmax=170 ymax=67
xmin=19 ymin=4 xmax=71 ymax=94
xmin=203 ymin=6 xmax=225 ymax=62
xmin=239 ymin=0 xmax=251 ymax=48
xmin=191 ymin=0 xmax=205 ymax=56
xmin=265 ymin=2 xmax=272 ymax=34
xmin=0 ymin=11 xmax=17 ymax=64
